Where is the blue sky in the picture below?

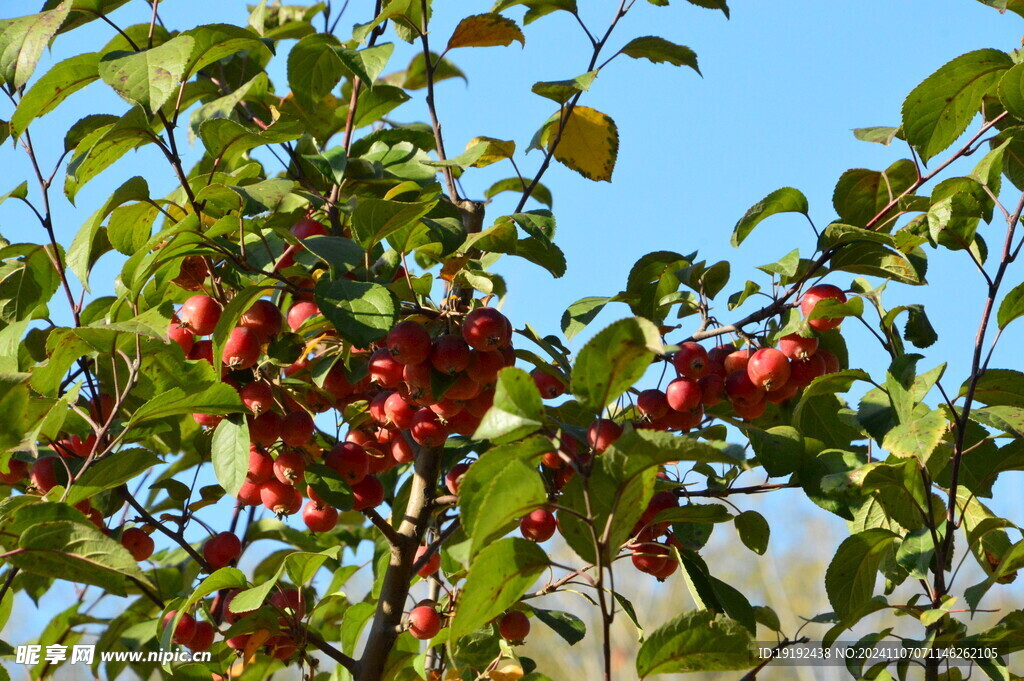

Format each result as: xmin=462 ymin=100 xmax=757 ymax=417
xmin=2 ymin=0 xmax=1024 ymax=674
xmin=3 ymin=0 xmax=1022 ymax=383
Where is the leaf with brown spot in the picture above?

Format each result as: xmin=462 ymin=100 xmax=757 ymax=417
xmin=447 ymin=13 xmax=525 ymax=50
xmin=540 ymin=105 xmax=619 ymax=182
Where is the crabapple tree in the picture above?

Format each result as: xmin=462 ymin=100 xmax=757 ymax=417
xmin=1 ymin=1 xmax=1024 ymax=681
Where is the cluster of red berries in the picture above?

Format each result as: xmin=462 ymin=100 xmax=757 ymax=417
xmin=441 ymin=283 xmax=850 ymax=584
xmin=633 ymin=282 xmax=846 ymax=426
xmin=162 ymin=586 xmax=307 ymax=660
xmin=406 ymin=601 xmax=530 ymax=644
xmin=162 ymin=611 xmax=217 ymax=653
xmin=205 ymin=302 xmax=518 ymax=533
xmin=158 ymin=216 xmax=522 ymax=538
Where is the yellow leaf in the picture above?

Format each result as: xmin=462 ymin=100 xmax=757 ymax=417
xmin=467 ymin=136 xmax=516 ymax=168
xmin=447 ymin=13 xmax=525 ymax=50
xmin=486 ymin=663 xmax=525 ymax=681
xmin=440 ymin=256 xmax=470 ymax=281
xmin=541 ymin=105 xmax=618 ymax=182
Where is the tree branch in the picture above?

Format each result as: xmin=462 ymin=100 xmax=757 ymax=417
xmin=418 ymin=0 xmax=459 ymax=201
xmin=513 ymin=0 xmax=633 ymax=213
xmin=356 ymin=445 xmax=444 ymax=681
xmin=364 ymin=507 xmax=402 ymax=546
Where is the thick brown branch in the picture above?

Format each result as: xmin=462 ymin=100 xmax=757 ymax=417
xmin=356 ymin=445 xmax=444 ymax=681
xmin=364 ymin=507 xmax=402 ymax=546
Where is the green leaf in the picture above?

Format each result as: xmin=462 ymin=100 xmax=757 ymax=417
xmin=606 ymin=428 xmax=746 ymax=479
xmin=314 ymin=277 xmax=398 ymax=348
xmin=449 ymin=537 xmax=548 ymax=642
xmin=304 ymin=464 xmax=354 ymax=511
xmin=0 ymin=182 xmax=27 ymax=207
xmin=473 ymin=367 xmax=545 ymax=443
xmin=446 ymin=13 xmax=525 ymax=50
xmin=64 ymin=107 xmax=157 ymax=203
xmin=973 ymin=0 xmax=1024 ymax=18
xmin=484 ymin=178 xmax=553 ymax=207
xmin=825 ymin=529 xmax=899 ymax=619
xmin=179 ymin=24 xmax=271 ymax=81
xmin=895 ymin=525 xmax=939 ymax=579
xmin=287 ymin=33 xmax=344 ymax=106
xmin=557 ymin=455 xmax=655 ymax=564
xmin=128 ymin=383 xmax=242 ymax=426
xmin=40 ymin=0 xmax=132 ymax=33
xmin=0 ymin=580 xmax=11 ymax=631
xmin=620 ymin=36 xmax=700 ymax=74
xmin=558 ymin=430 xmax=740 ymax=564
xmin=881 ymin=409 xmax=946 ymax=464
xmin=339 ymin=601 xmax=375 ymax=655
xmin=67 ymin=175 xmax=149 ymax=288
xmin=211 ymin=415 xmax=249 ymax=497
xmin=803 ymin=297 xmax=864 ymax=326
xmin=176 ymin=567 xmax=247 ymax=614
xmin=829 ymin=241 xmax=926 ymax=286
xmin=395 ymin=50 xmax=466 ymax=90
xmin=0 ymin=376 xmax=30 ymax=450
xmin=531 ymin=71 xmax=597 ymax=105
xmin=927 ymin=186 xmax=985 ymax=250
xmin=336 ymin=43 xmax=394 ymax=87
xmin=636 ymin=610 xmax=755 ymax=676
xmin=756 ymin=248 xmax=800 ymax=277
xmin=674 ymin=550 xmax=755 ymax=631
xmin=795 ymin=393 xmax=864 ymax=451
xmin=459 ymin=436 xmax=548 ymax=557
xmin=747 ymin=425 xmax=804 ymax=477
xmin=570 ymin=317 xmax=663 ymax=412
xmin=198 ymin=117 xmax=303 ymax=166
xmin=531 ymin=608 xmax=585 ymax=645
xmin=188 ymin=72 xmax=269 ymax=141
xmin=734 ymin=510 xmax=770 ymax=555
xmin=656 ymin=504 xmax=733 ymax=525
xmin=999 ymin=61 xmax=1024 ymax=120
xmin=902 ymin=49 xmax=1012 ymax=162
xmin=230 ymin=572 xmax=280 ymax=614
xmin=997 ymin=282 xmax=1024 ymax=329
xmin=0 ymin=2 xmax=72 ymax=91
xmin=350 ymin=198 xmax=436 ymax=250
xmin=284 ymin=550 xmax=334 ymax=586
xmin=731 ymin=187 xmax=808 ymax=247
xmin=684 ymin=0 xmax=730 ymax=16
xmin=492 ymin=0 xmax=578 ymax=24
xmin=302 ymin=236 xmax=364 ymax=273
xmin=886 ymin=304 xmax=938 ymax=349
xmin=0 ymin=245 xmax=60 ymax=324
xmin=962 ymin=369 xmax=1024 ymax=408
xmin=972 ymin=405 xmax=1024 ymax=436
xmin=726 ymin=282 xmax=758 ymax=311
xmin=388 ymin=217 xmax=465 ymax=258
xmin=353 ymin=84 xmax=410 ymax=128
xmin=560 ymin=296 xmax=609 ymax=341
xmin=98 ymin=35 xmax=194 ymax=113
xmin=301 ymin=146 xmax=348 ymax=186
xmin=65 ymin=449 xmax=160 ymax=506
xmin=852 ymin=126 xmax=901 ymax=146
xmin=11 ymin=52 xmax=100 ymax=137
xmin=9 ymin=520 xmax=155 ymax=597
xmin=832 ymin=160 xmax=917 ymax=229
